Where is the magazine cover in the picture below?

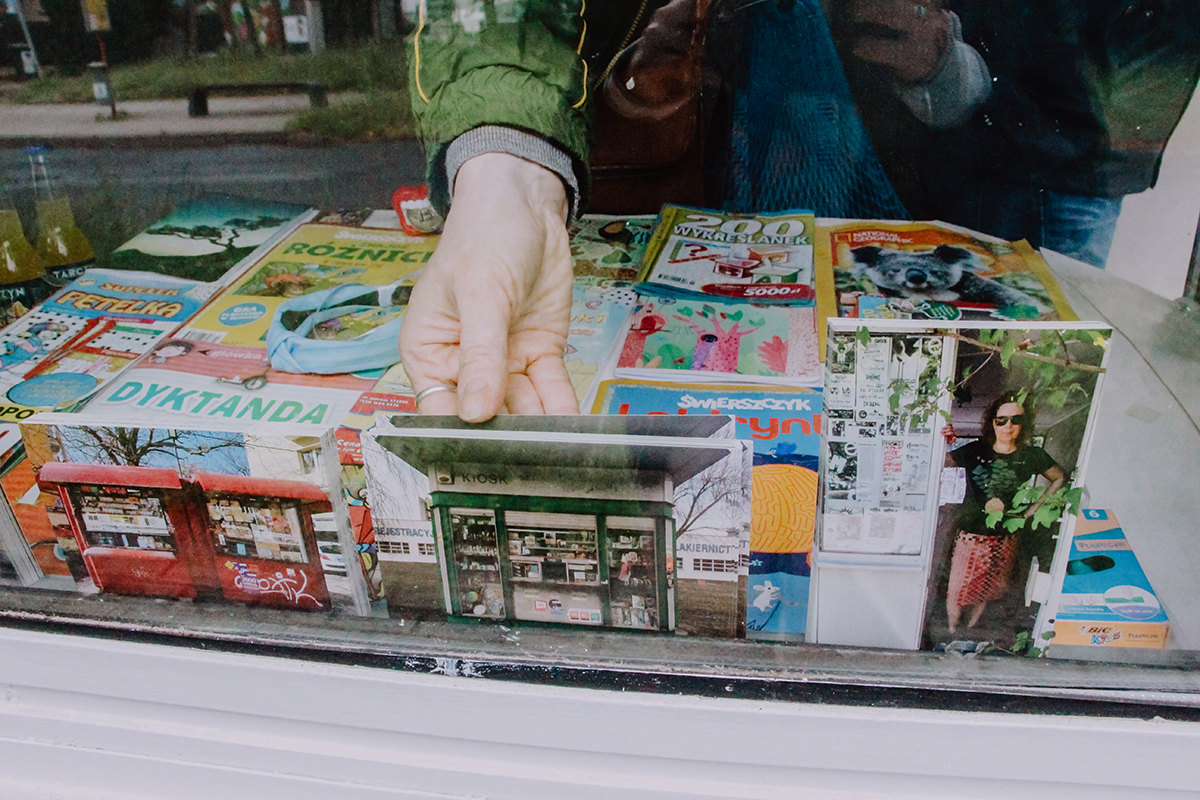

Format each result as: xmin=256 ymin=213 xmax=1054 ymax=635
xmin=614 ymin=295 xmax=821 ymax=386
xmin=180 ymin=222 xmax=434 ymax=352
xmin=637 ymin=205 xmax=818 ymax=305
xmin=78 ymin=336 xmax=381 ymax=432
xmin=360 ymin=414 xmax=753 ymax=638
xmin=566 ymin=276 xmax=638 ymax=405
xmin=811 ymin=319 xmax=1112 ymax=653
xmin=592 ymin=380 xmax=822 ymax=640
xmin=109 ymin=195 xmax=318 ymax=284
xmin=563 ymin=214 xmax=657 ymax=405
xmin=6 ymin=413 xmax=357 ymax=614
xmin=0 ymin=269 xmax=210 ymax=416
xmin=815 ymin=220 xmax=1078 ymax=323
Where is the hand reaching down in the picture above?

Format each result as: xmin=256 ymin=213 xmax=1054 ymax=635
xmin=398 ymin=153 xmax=580 ymax=422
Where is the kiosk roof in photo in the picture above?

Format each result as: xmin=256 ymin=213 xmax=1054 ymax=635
xmin=37 ymin=462 xmax=184 ymax=491
xmin=383 ymin=414 xmax=732 ymax=440
xmin=191 ymin=470 xmax=331 ymax=504
xmin=374 ymin=424 xmax=734 ymax=482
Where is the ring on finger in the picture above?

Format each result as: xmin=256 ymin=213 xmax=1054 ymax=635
xmin=415 ymin=383 xmax=457 ymax=405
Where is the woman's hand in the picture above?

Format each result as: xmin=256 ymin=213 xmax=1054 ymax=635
xmin=1023 ymin=464 xmax=1067 ymax=519
xmin=398 ymin=153 xmax=580 ymax=422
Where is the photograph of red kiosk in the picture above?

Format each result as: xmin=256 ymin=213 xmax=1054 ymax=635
xmin=34 ymin=426 xmax=332 ymax=611
xmin=35 ymin=463 xmax=214 ymax=601
xmin=192 ymin=470 xmax=331 ymax=609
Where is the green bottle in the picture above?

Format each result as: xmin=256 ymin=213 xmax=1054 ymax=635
xmin=0 ymin=179 xmax=48 ymax=326
xmin=27 ymin=146 xmax=95 ymax=286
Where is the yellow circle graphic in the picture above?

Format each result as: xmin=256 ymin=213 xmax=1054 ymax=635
xmin=750 ymin=464 xmax=817 ymax=554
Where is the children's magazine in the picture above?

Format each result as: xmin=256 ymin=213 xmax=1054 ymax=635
xmin=614 ymin=295 xmax=821 ymax=386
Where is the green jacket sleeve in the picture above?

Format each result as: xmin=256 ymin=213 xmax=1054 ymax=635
xmin=409 ymin=1 xmax=593 ymax=210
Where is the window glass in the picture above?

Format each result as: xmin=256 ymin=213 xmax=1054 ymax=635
xmin=0 ymin=2 xmax=1197 ymax=706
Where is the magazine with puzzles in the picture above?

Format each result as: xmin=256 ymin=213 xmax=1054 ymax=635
xmin=638 ymin=206 xmax=818 ymax=306
xmin=0 ymin=269 xmax=210 ymax=418
xmin=592 ymin=380 xmax=822 ymax=640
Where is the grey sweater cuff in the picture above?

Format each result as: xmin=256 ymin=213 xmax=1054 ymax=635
xmin=896 ymin=12 xmax=991 ymax=129
xmin=445 ymin=126 xmax=580 ymax=225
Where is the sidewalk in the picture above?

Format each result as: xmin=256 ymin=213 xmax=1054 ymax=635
xmin=0 ymin=91 xmax=365 ymax=147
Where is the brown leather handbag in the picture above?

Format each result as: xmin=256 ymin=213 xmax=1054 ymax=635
xmin=586 ymin=0 xmax=711 ymax=214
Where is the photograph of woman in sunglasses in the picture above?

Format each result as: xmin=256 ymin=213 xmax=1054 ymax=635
xmin=922 ymin=325 xmax=1109 ymax=650
xmin=941 ymin=392 xmax=1065 ymax=635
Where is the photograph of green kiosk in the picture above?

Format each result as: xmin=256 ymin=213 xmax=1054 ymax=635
xmin=364 ymin=415 xmax=749 ymax=633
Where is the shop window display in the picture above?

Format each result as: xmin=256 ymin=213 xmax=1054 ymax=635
xmin=0 ymin=4 xmax=1197 ymax=737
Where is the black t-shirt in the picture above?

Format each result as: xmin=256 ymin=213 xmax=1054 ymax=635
xmin=950 ymin=439 xmax=1058 ymax=535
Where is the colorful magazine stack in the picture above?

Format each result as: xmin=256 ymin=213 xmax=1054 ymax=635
xmin=0 ymin=201 xmax=1130 ymax=658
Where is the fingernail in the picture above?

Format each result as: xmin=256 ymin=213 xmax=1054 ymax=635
xmin=459 ymin=382 xmax=490 ymax=422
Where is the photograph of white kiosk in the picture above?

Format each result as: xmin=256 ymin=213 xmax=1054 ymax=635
xmin=364 ymin=415 xmax=750 ymax=634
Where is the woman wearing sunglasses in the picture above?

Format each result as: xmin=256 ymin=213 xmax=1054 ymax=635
xmin=943 ymin=391 xmax=1065 ymax=634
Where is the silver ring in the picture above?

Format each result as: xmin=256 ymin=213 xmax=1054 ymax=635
xmin=914 ymin=4 xmax=927 ymax=18
xmin=415 ymin=383 xmax=457 ymax=405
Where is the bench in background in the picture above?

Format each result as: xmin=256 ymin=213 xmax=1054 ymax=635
xmin=187 ymin=82 xmax=329 ymax=117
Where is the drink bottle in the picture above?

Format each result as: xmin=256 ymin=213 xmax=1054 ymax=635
xmin=0 ymin=179 xmax=48 ymax=326
xmin=27 ymin=146 xmax=95 ymax=286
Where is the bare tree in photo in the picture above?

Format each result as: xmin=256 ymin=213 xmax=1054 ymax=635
xmin=673 ymin=451 xmax=751 ymax=537
xmin=58 ymin=427 xmax=247 ymax=472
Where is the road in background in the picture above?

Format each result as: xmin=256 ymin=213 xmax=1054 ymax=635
xmin=0 ymin=140 xmax=428 ymax=230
